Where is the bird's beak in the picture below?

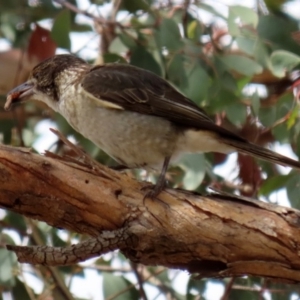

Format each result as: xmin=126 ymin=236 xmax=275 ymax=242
xmin=4 ymin=81 xmax=34 ymax=111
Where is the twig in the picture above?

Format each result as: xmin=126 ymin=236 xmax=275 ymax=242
xmin=112 ymin=0 xmax=122 ymax=21
xmin=182 ymin=0 xmax=190 ymax=38
xmin=27 ymin=219 xmax=75 ymax=300
xmin=53 ymin=0 xmax=127 ymax=28
xmin=20 ymin=266 xmax=37 ymax=300
xmin=106 ymin=268 xmax=165 ymax=300
xmin=86 ymin=265 xmax=132 ymax=272
xmin=130 ymin=262 xmax=148 ymax=300
xmin=220 ymin=278 xmax=235 ymax=300
xmin=11 ymin=50 xmax=26 ymax=147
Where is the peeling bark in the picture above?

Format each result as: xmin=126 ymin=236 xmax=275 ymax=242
xmin=1 ymin=144 xmax=300 ymax=282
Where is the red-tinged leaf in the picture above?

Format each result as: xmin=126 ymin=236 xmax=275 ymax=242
xmin=237 ymin=154 xmax=262 ymax=196
xmin=213 ymin=153 xmax=228 ymax=165
xmin=27 ymin=24 xmax=57 ymax=62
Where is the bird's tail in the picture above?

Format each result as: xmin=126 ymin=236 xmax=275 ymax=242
xmin=222 ymin=139 xmax=300 ymax=170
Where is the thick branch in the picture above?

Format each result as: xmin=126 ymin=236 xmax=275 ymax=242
xmin=1 ymin=144 xmax=300 ymax=282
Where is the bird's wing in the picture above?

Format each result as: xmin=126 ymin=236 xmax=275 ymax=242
xmin=81 ymin=63 xmax=245 ymax=142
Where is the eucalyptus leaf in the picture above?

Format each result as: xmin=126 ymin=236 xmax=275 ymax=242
xmin=103 ymin=273 xmax=139 ymax=300
xmin=221 ymin=54 xmax=263 ymax=76
xmin=270 ymin=50 xmax=300 ymax=77
xmin=187 ymin=20 xmax=202 ymax=41
xmin=183 ymin=64 xmax=211 ymax=104
xmin=187 ymin=278 xmax=207 ymax=300
xmin=103 ymin=53 xmax=127 ymax=64
xmin=228 ymin=288 xmax=257 ymax=300
xmin=259 ymin=174 xmax=292 ymax=196
xmin=130 ymin=45 xmax=162 ymax=75
xmin=51 ymin=9 xmax=71 ymax=50
xmin=0 ymin=247 xmax=17 ymax=287
xmin=157 ymin=18 xmax=183 ymax=51
xmin=179 ymin=153 xmax=206 ymax=190
xmin=120 ymin=0 xmax=150 ymax=13
xmin=167 ymin=54 xmax=188 ymax=90
xmin=258 ymin=106 xmax=277 ymax=127
xmin=228 ymin=5 xmax=258 ymax=36
xmin=230 ymin=5 xmax=259 ymax=27
xmin=251 ymin=91 xmax=260 ymax=116
xmin=286 ymin=172 xmax=300 ymax=208
xmin=11 ymin=278 xmax=32 ymax=300
xmin=225 ymin=102 xmax=247 ymax=126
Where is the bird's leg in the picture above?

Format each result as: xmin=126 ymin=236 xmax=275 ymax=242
xmin=143 ymin=156 xmax=171 ymax=199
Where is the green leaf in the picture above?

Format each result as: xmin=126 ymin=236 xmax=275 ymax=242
xmin=270 ymin=50 xmax=300 ymax=78
xmin=183 ymin=64 xmax=211 ymax=104
xmin=167 ymin=54 xmax=188 ymax=90
xmin=71 ymin=23 xmax=92 ymax=32
xmin=103 ymin=273 xmax=139 ymax=300
xmin=0 ymin=246 xmax=17 ymax=287
xmin=286 ymin=172 xmax=300 ymax=208
xmin=229 ymin=288 xmax=257 ymax=300
xmin=187 ymin=20 xmax=202 ymax=41
xmin=230 ymin=5 xmax=259 ymax=27
xmin=251 ymin=91 xmax=260 ymax=116
xmin=258 ymin=106 xmax=276 ymax=127
xmin=258 ymin=15 xmax=300 ymax=53
xmin=130 ymin=45 xmax=162 ymax=76
xmin=51 ymin=9 xmax=71 ymax=50
xmin=228 ymin=5 xmax=258 ymax=36
xmin=207 ymin=86 xmax=239 ymax=113
xmin=109 ymin=36 xmax=129 ymax=54
xmin=179 ymin=153 xmax=205 ymax=190
xmin=0 ymin=118 xmax=14 ymax=144
xmin=103 ymin=53 xmax=127 ymax=64
xmin=157 ymin=18 xmax=183 ymax=51
xmin=259 ymin=174 xmax=292 ymax=196
xmin=221 ymin=54 xmax=263 ymax=76
xmin=287 ymin=106 xmax=299 ymax=130
xmin=236 ymin=36 xmax=256 ymax=56
xmin=225 ymin=102 xmax=247 ymax=126
xmin=11 ymin=278 xmax=32 ymax=300
xmin=121 ymin=0 xmax=150 ymax=13
xmin=187 ymin=278 xmax=207 ymax=300
xmin=4 ymin=212 xmax=27 ymax=233
xmin=253 ymin=40 xmax=271 ymax=69
xmin=119 ymin=32 xmax=137 ymax=49
xmin=272 ymin=123 xmax=290 ymax=144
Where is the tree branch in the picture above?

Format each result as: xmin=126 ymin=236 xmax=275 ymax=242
xmin=1 ymin=144 xmax=300 ymax=282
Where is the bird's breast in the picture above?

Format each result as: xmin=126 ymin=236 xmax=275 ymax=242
xmin=58 ymin=86 xmax=181 ymax=169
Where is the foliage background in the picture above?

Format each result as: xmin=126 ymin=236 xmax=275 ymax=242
xmin=0 ymin=0 xmax=300 ymax=299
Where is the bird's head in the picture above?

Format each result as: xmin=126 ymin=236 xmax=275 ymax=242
xmin=4 ymin=54 xmax=88 ymax=111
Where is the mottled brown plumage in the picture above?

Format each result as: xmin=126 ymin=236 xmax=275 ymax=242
xmin=5 ymin=54 xmax=300 ymax=198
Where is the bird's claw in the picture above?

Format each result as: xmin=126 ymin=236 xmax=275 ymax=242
xmin=141 ymin=180 xmax=166 ymax=201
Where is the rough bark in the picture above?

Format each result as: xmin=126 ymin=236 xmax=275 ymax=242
xmin=1 ymin=144 xmax=300 ymax=283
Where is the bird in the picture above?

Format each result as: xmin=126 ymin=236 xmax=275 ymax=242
xmin=4 ymin=54 xmax=300 ymax=198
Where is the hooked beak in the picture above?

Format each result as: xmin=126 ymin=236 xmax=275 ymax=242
xmin=4 ymin=82 xmax=34 ymax=111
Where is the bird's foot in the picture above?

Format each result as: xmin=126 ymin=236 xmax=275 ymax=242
xmin=142 ymin=180 xmax=166 ymax=201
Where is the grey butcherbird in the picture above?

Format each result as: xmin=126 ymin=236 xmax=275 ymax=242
xmin=4 ymin=54 xmax=300 ymax=197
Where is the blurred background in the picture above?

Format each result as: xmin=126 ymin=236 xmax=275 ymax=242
xmin=0 ymin=0 xmax=300 ymax=299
